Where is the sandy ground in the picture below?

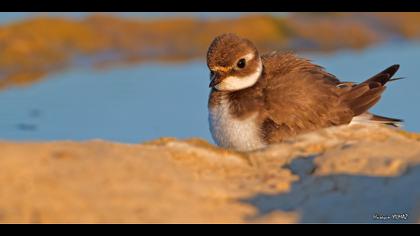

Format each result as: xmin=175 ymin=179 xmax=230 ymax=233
xmin=1 ymin=124 xmax=420 ymax=223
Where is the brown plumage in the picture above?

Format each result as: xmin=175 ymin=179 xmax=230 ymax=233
xmin=207 ymin=33 xmax=402 ymax=151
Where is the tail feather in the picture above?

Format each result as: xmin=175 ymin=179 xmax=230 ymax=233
xmin=350 ymin=113 xmax=404 ymax=128
xmin=370 ymin=114 xmax=404 ymax=127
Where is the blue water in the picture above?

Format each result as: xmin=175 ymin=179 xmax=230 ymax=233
xmin=0 ymin=41 xmax=419 ymax=143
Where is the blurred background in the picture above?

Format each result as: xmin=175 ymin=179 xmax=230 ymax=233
xmin=0 ymin=12 xmax=419 ymax=143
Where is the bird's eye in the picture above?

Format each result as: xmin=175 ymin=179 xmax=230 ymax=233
xmin=236 ymin=58 xmax=246 ymax=69
xmin=210 ymin=71 xmax=215 ymax=79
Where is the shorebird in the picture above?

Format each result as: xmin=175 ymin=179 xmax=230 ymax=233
xmin=207 ymin=33 xmax=403 ymax=151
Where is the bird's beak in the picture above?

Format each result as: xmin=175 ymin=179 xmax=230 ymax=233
xmin=209 ymin=73 xmax=223 ymax=88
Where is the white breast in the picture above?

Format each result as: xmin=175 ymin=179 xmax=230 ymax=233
xmin=208 ymin=97 xmax=266 ymax=151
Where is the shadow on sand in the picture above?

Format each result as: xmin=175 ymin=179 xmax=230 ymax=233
xmin=243 ymin=155 xmax=420 ymax=223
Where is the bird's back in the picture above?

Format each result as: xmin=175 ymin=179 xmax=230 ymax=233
xmin=259 ymin=52 xmax=402 ymax=144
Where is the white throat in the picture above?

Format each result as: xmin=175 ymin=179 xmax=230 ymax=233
xmin=215 ymin=56 xmax=262 ymax=91
xmin=209 ymin=95 xmax=266 ymax=151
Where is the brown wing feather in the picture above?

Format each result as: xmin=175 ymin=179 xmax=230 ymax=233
xmin=261 ymin=53 xmax=400 ymax=143
xmin=365 ymin=64 xmax=399 ymax=85
xmin=261 ymin=53 xmax=354 ymax=143
xmin=340 ymin=65 xmax=400 ymax=116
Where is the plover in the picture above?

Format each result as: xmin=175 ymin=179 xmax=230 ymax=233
xmin=207 ymin=33 xmax=403 ymax=151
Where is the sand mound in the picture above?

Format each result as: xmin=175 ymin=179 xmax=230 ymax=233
xmin=1 ymin=124 xmax=420 ymax=223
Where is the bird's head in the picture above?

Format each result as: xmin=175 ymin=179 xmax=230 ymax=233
xmin=207 ymin=33 xmax=263 ymax=91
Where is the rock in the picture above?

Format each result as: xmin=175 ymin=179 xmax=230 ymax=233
xmin=0 ymin=124 xmax=419 ymax=223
